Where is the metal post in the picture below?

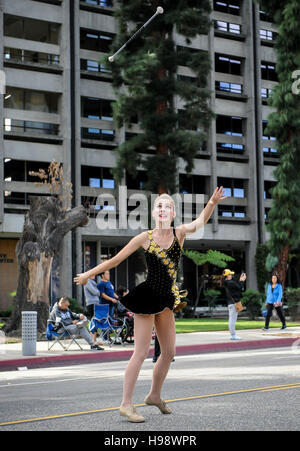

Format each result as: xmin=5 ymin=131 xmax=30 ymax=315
xmin=22 ymin=311 xmax=37 ymax=356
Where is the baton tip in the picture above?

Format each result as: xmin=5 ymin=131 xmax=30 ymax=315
xmin=157 ymin=6 xmax=164 ymax=14
xmin=108 ymin=55 xmax=114 ymax=62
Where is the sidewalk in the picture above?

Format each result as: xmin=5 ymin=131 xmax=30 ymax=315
xmin=1 ymin=326 xmax=300 ymax=372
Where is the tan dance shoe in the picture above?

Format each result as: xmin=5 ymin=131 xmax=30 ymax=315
xmin=144 ymin=396 xmax=172 ymax=414
xmin=119 ymin=405 xmax=145 ymax=423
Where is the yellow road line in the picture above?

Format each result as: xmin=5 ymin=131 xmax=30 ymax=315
xmin=1 ymin=382 xmax=300 ymax=427
xmin=0 ymin=406 xmax=121 ymax=427
xmin=260 ymin=385 xmax=300 ymax=393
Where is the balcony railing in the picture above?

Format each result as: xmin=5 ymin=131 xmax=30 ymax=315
xmin=4 ymin=119 xmax=59 ymax=136
xmin=4 ymin=49 xmax=61 ymax=68
xmin=82 ymin=0 xmax=113 ymax=6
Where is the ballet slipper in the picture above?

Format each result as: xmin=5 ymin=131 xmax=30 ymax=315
xmin=119 ymin=405 xmax=145 ymax=423
xmin=144 ymin=396 xmax=172 ymax=414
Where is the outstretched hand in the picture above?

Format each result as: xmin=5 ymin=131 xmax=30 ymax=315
xmin=210 ymin=186 xmax=227 ymax=205
xmin=74 ymin=273 xmax=89 ymax=286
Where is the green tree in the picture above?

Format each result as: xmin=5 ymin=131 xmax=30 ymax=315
xmin=257 ymin=0 xmax=300 ymax=287
xmin=183 ymin=249 xmax=235 ymax=268
xmin=255 ymin=244 xmax=270 ymax=293
xmin=107 ymin=0 xmax=212 ymax=194
xmin=183 ymin=249 xmax=235 ymax=315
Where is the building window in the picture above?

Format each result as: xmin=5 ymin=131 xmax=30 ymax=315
xmin=215 ymin=81 xmax=243 ymax=94
xmin=217 ymin=143 xmax=244 ymax=154
xmin=263 ymin=147 xmax=278 ymax=157
xmin=4 ymin=119 xmax=59 ymax=135
xmin=262 ymin=121 xmax=276 ymax=141
xmin=215 ymin=21 xmax=241 ymax=34
xmin=214 ymin=0 xmax=241 ymax=16
xmin=260 ymin=29 xmax=277 ymax=41
xmin=81 ymin=166 xmax=115 ymax=189
xmin=261 ymin=62 xmax=278 ymax=81
xmin=81 ymin=128 xmax=114 ymax=141
xmin=4 ymin=47 xmax=60 ymax=66
xmin=179 ymin=174 xmax=207 ymax=195
xmin=81 ymin=97 xmax=113 ymax=121
xmin=4 ymin=159 xmax=25 ymax=182
xmin=264 ymin=208 xmax=271 ymax=221
xmin=80 ymin=29 xmax=114 ymax=52
xmin=126 ymin=171 xmax=147 ymax=191
xmin=264 ymin=181 xmax=276 ymax=200
xmin=4 ymin=160 xmax=51 ymax=183
xmin=218 ymin=205 xmax=246 ymax=218
xmin=4 ymin=87 xmax=59 ymax=113
xmin=216 ymin=115 xmax=244 ymax=136
xmin=261 ymin=87 xmax=272 ymax=99
xmin=218 ymin=178 xmax=245 ymax=198
xmin=83 ymin=0 xmax=113 ymax=6
xmin=260 ymin=10 xmax=273 ymax=22
xmin=215 ymin=54 xmax=242 ymax=76
xmin=31 ymin=1 xmax=63 ymax=4
xmin=4 ymin=14 xmax=59 ymax=44
xmin=80 ymin=59 xmax=111 ymax=74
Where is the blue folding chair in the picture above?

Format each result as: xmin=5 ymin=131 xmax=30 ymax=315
xmin=46 ymin=321 xmax=83 ymax=351
xmin=89 ymin=304 xmax=128 ymax=347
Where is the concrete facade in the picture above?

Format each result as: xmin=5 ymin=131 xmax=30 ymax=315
xmin=0 ymin=0 xmax=280 ymax=309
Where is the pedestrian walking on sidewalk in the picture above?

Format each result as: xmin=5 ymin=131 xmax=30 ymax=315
xmin=74 ymin=187 xmax=227 ymax=423
xmin=263 ymin=274 xmax=286 ymax=331
xmin=223 ymin=269 xmax=246 ymax=340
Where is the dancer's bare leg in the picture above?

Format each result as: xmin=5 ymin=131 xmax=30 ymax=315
xmin=121 ymin=313 xmax=154 ymax=408
xmin=147 ymin=308 xmax=176 ymax=402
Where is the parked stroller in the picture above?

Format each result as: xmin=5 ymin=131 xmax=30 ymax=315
xmin=114 ymin=300 xmax=134 ymax=344
xmin=115 ymin=286 xmax=134 ymax=343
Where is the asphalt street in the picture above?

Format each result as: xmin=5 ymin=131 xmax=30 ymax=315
xmin=0 ymin=347 xmax=299 ymax=432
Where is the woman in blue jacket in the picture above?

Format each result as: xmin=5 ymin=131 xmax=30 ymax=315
xmin=263 ymin=274 xmax=286 ymax=331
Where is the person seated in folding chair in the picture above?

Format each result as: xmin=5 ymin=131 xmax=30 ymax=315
xmin=49 ymin=297 xmax=104 ymax=351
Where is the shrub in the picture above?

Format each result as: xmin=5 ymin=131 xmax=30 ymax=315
xmin=285 ymin=288 xmax=300 ymax=321
xmin=241 ymin=289 xmax=264 ymax=320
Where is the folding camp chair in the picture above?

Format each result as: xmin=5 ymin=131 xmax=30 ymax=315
xmin=46 ymin=320 xmax=84 ymax=351
xmin=89 ymin=304 xmax=128 ymax=347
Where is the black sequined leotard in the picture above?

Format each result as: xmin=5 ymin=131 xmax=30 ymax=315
xmin=120 ymin=229 xmax=183 ymax=315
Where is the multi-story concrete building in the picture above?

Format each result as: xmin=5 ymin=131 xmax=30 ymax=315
xmin=1 ymin=0 xmax=295 ymax=311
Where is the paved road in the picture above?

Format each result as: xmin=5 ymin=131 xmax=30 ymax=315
xmin=0 ymin=347 xmax=299 ymax=432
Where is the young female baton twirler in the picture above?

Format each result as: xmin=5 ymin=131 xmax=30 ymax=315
xmin=74 ymin=187 xmax=226 ymax=423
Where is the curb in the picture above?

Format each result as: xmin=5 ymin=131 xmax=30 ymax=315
xmin=0 ymin=337 xmax=297 ymax=372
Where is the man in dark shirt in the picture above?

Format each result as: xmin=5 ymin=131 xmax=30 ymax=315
xmin=97 ymin=270 xmax=119 ymax=318
xmin=223 ymin=269 xmax=246 ymax=340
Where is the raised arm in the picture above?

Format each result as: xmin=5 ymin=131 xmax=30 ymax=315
xmin=179 ymin=187 xmax=227 ymax=236
xmin=74 ymin=231 xmax=148 ymax=286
